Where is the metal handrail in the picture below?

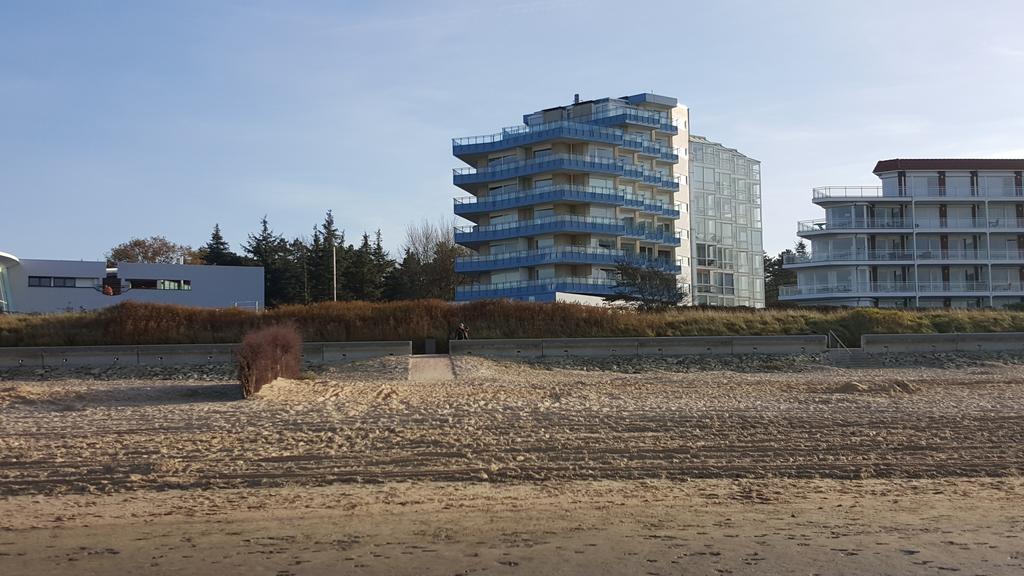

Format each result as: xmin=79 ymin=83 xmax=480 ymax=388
xmin=813 ymin=185 xmax=1024 ymax=200
xmin=452 ymin=184 xmax=679 ymax=214
xmin=452 ymin=154 xmax=681 ymax=187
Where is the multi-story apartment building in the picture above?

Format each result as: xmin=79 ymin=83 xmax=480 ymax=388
xmin=451 ymin=93 xmax=689 ymax=303
xmin=688 ymin=135 xmax=765 ymax=307
xmin=781 ymin=159 xmax=1024 ymax=308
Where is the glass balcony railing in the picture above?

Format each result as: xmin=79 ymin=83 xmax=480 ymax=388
xmin=453 ymin=185 xmax=680 ymax=218
xmin=783 ymin=250 xmax=915 ymax=264
xmin=812 ymin=185 xmax=1024 ymax=201
xmin=779 ymin=281 xmax=1000 ymax=297
xmin=798 ymin=218 xmax=911 ymax=232
xmin=454 ymin=216 xmax=682 ymax=246
xmin=798 ymin=217 xmax=1024 ymax=236
xmin=455 ymin=247 xmax=681 ymax=274
xmin=782 ymin=249 xmax=1024 ymax=265
xmin=580 ymin=106 xmax=677 ymax=133
xmin=453 ymin=154 xmax=679 ymax=190
xmin=454 ymin=277 xmax=618 ymax=300
xmin=452 ymin=120 xmax=678 ymax=162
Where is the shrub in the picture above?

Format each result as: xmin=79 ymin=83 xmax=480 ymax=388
xmin=236 ymin=324 xmax=302 ymax=398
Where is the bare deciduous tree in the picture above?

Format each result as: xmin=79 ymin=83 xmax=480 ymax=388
xmin=106 ymin=236 xmax=198 ymax=265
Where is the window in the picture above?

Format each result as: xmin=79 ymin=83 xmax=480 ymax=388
xmin=128 ymin=279 xmax=192 ymax=291
xmin=29 ymin=276 xmax=96 ymax=288
xmin=533 ymin=147 xmax=552 ymax=159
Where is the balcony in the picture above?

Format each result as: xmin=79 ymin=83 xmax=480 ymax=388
xmin=783 ymin=250 xmax=915 ymax=265
xmin=797 ymin=216 xmax=1024 ymax=237
xmin=452 ymin=120 xmax=678 ymax=162
xmin=798 ymin=218 xmax=912 ymax=234
xmin=454 ymin=277 xmax=618 ymax=301
xmin=583 ymin=106 xmax=678 ymax=133
xmin=453 ymin=185 xmax=680 ymax=219
xmin=812 ymin=185 xmax=1024 ymax=203
xmin=782 ymin=249 xmax=1024 ymax=266
xmin=455 ymin=247 xmax=681 ymax=274
xmin=454 ymin=216 xmax=682 ymax=246
xmin=779 ymin=281 xmax=995 ymax=298
xmin=453 ymin=154 xmax=679 ymax=191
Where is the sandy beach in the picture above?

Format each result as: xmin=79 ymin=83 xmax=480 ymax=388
xmin=1 ymin=354 xmax=1023 ymax=574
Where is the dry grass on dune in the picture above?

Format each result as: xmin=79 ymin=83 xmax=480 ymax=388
xmin=3 ymin=300 xmax=1024 ymax=347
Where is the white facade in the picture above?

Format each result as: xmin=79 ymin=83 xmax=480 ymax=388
xmin=0 ymin=252 xmax=265 ymax=313
xmin=782 ymin=159 xmax=1024 ymax=308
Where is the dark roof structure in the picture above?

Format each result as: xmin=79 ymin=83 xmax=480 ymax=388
xmin=874 ymin=159 xmax=1024 ymax=173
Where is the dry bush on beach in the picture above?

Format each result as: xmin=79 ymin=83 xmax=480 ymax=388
xmin=236 ymin=324 xmax=302 ymax=398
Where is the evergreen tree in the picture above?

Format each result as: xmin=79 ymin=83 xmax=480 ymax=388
xmin=201 ymin=224 xmax=244 ymax=266
xmin=345 ymin=233 xmax=378 ymax=301
xmin=763 ymin=240 xmax=803 ymax=306
xmin=384 ymin=249 xmax=424 ymax=300
xmin=244 ymin=217 xmax=292 ymax=307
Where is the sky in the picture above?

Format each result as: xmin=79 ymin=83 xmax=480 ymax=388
xmin=2 ymin=0 xmax=1024 ymax=261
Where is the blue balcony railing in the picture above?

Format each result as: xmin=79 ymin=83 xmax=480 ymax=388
xmin=455 ymin=247 xmax=681 ymax=274
xmin=454 ymin=277 xmax=618 ymax=301
xmin=453 ymin=185 xmax=680 ymax=219
xmin=453 ymin=154 xmax=679 ymax=191
xmin=452 ymin=120 xmax=678 ymax=162
xmin=453 ymin=216 xmax=682 ymax=246
xmin=582 ymin=107 xmax=677 ymax=133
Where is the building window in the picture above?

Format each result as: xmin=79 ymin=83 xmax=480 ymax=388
xmin=128 ymin=279 xmax=192 ymax=291
xmin=28 ymin=276 xmax=80 ymax=288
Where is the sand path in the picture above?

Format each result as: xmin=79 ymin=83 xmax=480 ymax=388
xmin=407 ymin=354 xmax=455 ymax=382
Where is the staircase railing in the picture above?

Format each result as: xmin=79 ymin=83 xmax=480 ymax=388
xmin=827 ymin=329 xmax=852 ymax=353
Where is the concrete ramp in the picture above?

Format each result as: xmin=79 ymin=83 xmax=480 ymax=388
xmin=408 ymin=354 xmax=455 ymax=382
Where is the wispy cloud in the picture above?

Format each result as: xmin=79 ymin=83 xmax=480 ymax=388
xmin=989 ymin=44 xmax=1024 ymax=59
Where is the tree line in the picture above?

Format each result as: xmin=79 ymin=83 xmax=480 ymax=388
xmin=106 ymin=211 xmax=791 ymax=310
xmin=763 ymin=240 xmax=806 ymax=306
xmin=106 ymin=212 xmax=467 ymax=307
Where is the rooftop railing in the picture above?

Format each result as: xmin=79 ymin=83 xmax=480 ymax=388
xmin=813 ymin=185 xmax=1024 ymax=200
xmin=453 ymin=120 xmax=678 ymax=161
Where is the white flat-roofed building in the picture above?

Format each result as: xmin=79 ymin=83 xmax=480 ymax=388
xmin=782 ymin=159 xmax=1024 ymax=308
xmin=0 ymin=252 xmax=264 ymax=313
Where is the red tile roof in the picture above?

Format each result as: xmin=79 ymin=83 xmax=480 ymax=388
xmin=874 ymin=159 xmax=1024 ymax=173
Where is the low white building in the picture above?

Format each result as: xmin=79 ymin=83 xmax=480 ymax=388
xmin=0 ymin=251 xmax=264 ymax=313
xmin=781 ymin=159 xmax=1024 ymax=308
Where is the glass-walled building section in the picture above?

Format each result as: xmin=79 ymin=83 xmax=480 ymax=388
xmin=688 ymin=135 xmax=765 ymax=307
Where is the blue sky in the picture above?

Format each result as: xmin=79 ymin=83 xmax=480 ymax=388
xmin=3 ymin=0 xmax=1023 ymax=260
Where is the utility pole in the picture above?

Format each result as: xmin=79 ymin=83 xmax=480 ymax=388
xmin=332 ymin=244 xmax=337 ymax=302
